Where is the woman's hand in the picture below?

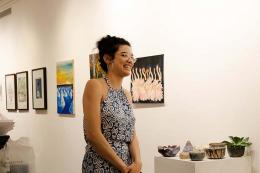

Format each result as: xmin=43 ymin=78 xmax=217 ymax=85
xmin=120 ymin=164 xmax=131 ymax=173
xmin=128 ymin=162 xmax=142 ymax=173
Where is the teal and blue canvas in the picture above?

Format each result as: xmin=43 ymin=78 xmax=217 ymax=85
xmin=57 ymin=85 xmax=73 ymax=114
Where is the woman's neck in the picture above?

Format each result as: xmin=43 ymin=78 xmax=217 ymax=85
xmin=106 ymin=72 xmax=123 ymax=89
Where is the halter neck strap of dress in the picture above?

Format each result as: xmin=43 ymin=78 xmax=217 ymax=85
xmin=104 ymin=76 xmax=122 ymax=91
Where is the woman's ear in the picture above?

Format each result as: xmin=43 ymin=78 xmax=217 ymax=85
xmin=103 ymin=54 xmax=113 ymax=64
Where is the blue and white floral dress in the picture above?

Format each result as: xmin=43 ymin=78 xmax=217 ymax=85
xmin=82 ymin=77 xmax=136 ymax=173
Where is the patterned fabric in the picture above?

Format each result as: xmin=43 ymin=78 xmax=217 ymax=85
xmin=82 ymin=77 xmax=136 ymax=173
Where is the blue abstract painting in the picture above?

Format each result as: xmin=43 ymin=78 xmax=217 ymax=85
xmin=57 ymin=85 xmax=73 ymax=114
xmin=56 ymin=60 xmax=74 ymax=115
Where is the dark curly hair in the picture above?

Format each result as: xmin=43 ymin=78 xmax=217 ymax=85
xmin=97 ymin=35 xmax=131 ymax=72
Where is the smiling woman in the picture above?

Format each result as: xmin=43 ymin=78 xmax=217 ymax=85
xmin=82 ymin=35 xmax=142 ymax=173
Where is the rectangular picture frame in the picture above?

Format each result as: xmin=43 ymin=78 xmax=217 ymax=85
xmin=89 ymin=53 xmax=106 ymax=79
xmin=56 ymin=60 xmax=74 ymax=115
xmin=131 ymin=54 xmax=164 ymax=104
xmin=32 ymin=67 xmax=47 ymax=109
xmin=5 ymin=74 xmax=17 ymax=110
xmin=16 ymin=71 xmax=29 ymax=110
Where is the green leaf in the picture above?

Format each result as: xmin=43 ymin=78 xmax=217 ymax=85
xmin=233 ymin=136 xmax=242 ymax=144
xmin=228 ymin=136 xmax=234 ymax=141
xmin=226 ymin=136 xmax=252 ymax=147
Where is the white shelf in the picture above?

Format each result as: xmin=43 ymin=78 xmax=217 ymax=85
xmin=154 ymin=156 xmax=252 ymax=173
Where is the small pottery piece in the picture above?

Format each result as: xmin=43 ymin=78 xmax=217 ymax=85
xmin=183 ymin=140 xmax=193 ymax=152
xmin=0 ymin=135 xmax=10 ymax=150
xmin=189 ymin=150 xmax=205 ymax=161
xmin=205 ymin=147 xmax=225 ymax=159
xmin=179 ymin=152 xmax=190 ymax=159
xmin=227 ymin=146 xmax=245 ymax=157
xmin=158 ymin=145 xmax=180 ymax=157
xmin=205 ymin=142 xmax=226 ymax=159
xmin=179 ymin=140 xmax=193 ymax=159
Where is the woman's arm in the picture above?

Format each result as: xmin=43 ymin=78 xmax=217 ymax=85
xmin=124 ymin=89 xmax=142 ymax=172
xmin=129 ymin=131 xmax=142 ymax=171
xmin=83 ymin=79 xmax=129 ymax=172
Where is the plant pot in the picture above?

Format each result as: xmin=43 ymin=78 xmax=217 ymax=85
xmin=227 ymin=146 xmax=245 ymax=157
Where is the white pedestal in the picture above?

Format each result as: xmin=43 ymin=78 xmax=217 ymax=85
xmin=154 ymin=156 xmax=252 ymax=173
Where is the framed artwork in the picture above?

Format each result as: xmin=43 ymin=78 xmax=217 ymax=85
xmin=32 ymin=67 xmax=47 ymax=109
xmin=16 ymin=71 xmax=29 ymax=110
xmin=89 ymin=53 xmax=106 ymax=79
xmin=131 ymin=54 xmax=164 ymax=103
xmin=56 ymin=60 xmax=74 ymax=115
xmin=5 ymin=74 xmax=17 ymax=110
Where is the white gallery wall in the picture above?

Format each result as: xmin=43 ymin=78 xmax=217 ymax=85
xmin=0 ymin=0 xmax=260 ymax=172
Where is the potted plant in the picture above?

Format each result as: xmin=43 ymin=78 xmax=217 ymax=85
xmin=223 ymin=136 xmax=252 ymax=157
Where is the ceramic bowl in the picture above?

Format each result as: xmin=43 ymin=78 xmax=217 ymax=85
xmin=158 ymin=145 xmax=180 ymax=157
xmin=189 ymin=151 xmax=205 ymax=161
xmin=205 ymin=147 xmax=226 ymax=159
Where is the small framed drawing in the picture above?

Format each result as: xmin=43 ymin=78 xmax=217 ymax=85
xmin=32 ymin=67 xmax=47 ymax=109
xmin=16 ymin=71 xmax=29 ymax=110
xmin=5 ymin=74 xmax=17 ymax=110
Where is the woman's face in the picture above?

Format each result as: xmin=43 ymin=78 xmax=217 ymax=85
xmin=109 ymin=45 xmax=135 ymax=77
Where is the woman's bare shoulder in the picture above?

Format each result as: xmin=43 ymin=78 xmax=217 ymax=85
xmin=85 ymin=78 xmax=104 ymax=87
xmin=84 ymin=78 xmax=107 ymax=94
